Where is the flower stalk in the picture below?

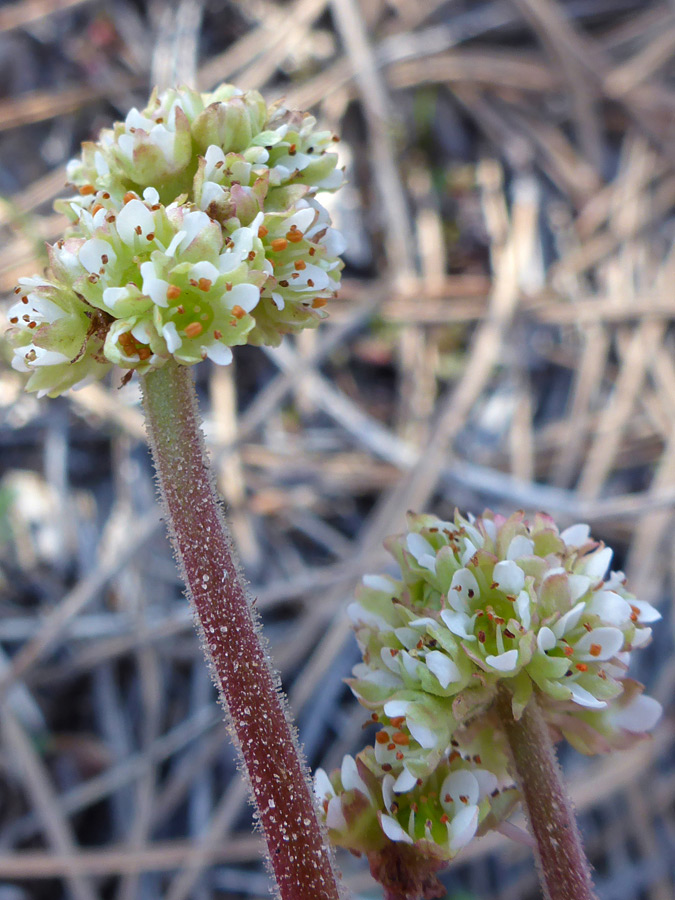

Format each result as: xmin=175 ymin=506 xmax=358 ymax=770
xmin=141 ymin=360 xmax=342 ymax=900
xmin=496 ymin=685 xmax=597 ymax=900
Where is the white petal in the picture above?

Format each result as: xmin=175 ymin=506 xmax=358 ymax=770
xmin=395 ymin=628 xmax=420 ymax=650
xmin=94 ymin=150 xmax=109 ymax=176
xmin=341 ymin=755 xmax=369 ymax=798
xmin=581 ymin=546 xmax=613 ymax=581
xmin=143 ymin=187 xmax=159 ymax=205
xmin=406 ymin=533 xmax=437 ymax=573
xmin=506 ymin=535 xmax=534 ymax=560
xmin=79 ymin=238 xmax=116 ymax=274
xmin=116 ymin=199 xmax=155 ymax=245
xmin=537 ymin=626 xmax=557 ymax=652
xmin=102 ymin=287 xmax=130 ymax=310
xmin=409 ymin=616 xmax=440 ymax=630
xmin=631 ymin=627 xmax=652 ymax=648
xmin=561 ymin=523 xmax=591 ymax=546
xmin=326 ymin=796 xmax=347 ymax=831
xmin=383 ymin=700 xmax=410 ymax=718
xmin=31 ymin=348 xmax=70 ymax=367
xmin=630 ymin=599 xmax=661 ymax=624
xmin=516 ymin=590 xmax=531 ymax=630
xmin=285 ymin=207 xmax=316 ymax=233
xmin=425 ymin=651 xmax=461 ymax=689
xmin=355 ymin=667 xmax=402 ymax=689
xmin=382 ymin=773 xmax=396 ymax=811
xmin=228 ymin=283 xmax=260 ymax=313
xmin=440 ymin=610 xmax=476 ymax=641
xmin=441 ymin=770 xmax=479 ymax=806
xmin=162 ymin=321 xmax=182 ymax=353
xmin=492 ymin=560 xmax=525 ymax=595
xmin=568 ymin=574 xmax=592 ymax=602
xmin=460 ymin=540 xmax=477 ymax=566
xmin=380 ymin=813 xmax=413 ymax=844
xmin=380 ymin=647 xmax=401 ymax=673
xmin=131 ymin=321 xmax=152 ymax=344
xmin=568 ymin=683 xmax=606 ymax=709
xmin=165 ymin=230 xmax=187 ymax=257
xmin=199 ymin=180 xmax=226 ymax=210
xmin=347 ymin=602 xmax=390 ymax=630
xmin=485 ymin=649 xmax=519 ymax=672
xmin=393 ymin=768 xmax=418 ymax=794
xmin=575 ymin=626 xmax=624 ymax=661
xmin=363 ymin=574 xmax=394 ymax=592
xmin=448 ymin=804 xmax=479 ymax=853
xmin=189 ymin=260 xmax=221 ymax=283
xmin=449 ymin=568 xmax=480 ymax=613
xmin=140 ymin=262 xmax=170 ymax=307
xmin=204 ymin=343 xmax=233 ymax=366
xmin=552 ymin=601 xmax=586 ymax=639
xmin=407 ymin=719 xmax=438 ymax=749
xmin=117 ymin=133 xmax=135 ymax=160
xmin=613 ymin=695 xmax=662 ymax=733
xmin=482 ymin=519 xmax=497 ymax=542
xmin=473 ymin=769 xmax=498 ymax=798
xmin=181 ymin=211 xmax=214 ymax=250
xmin=399 ymin=650 xmax=419 ymax=677
xmin=271 ymin=291 xmax=285 ymax=310
xmin=587 ymin=590 xmax=631 ymax=626
xmin=314 ymin=768 xmax=334 ymax=801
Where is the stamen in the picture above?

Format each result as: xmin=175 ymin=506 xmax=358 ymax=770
xmin=589 ymin=643 xmax=602 ymax=657
xmin=198 ymin=278 xmax=212 ymax=292
xmin=167 ymin=286 xmax=181 ymax=300
xmin=270 ymin=238 xmax=288 ymax=252
xmin=231 ymin=305 xmax=246 ymax=319
xmin=184 ymin=322 xmax=203 ymax=338
xmin=258 ymin=225 xmax=268 ymax=238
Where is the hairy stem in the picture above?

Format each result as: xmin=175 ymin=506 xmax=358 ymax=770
xmin=496 ymin=686 xmax=597 ymax=900
xmin=142 ymin=361 xmax=343 ymax=900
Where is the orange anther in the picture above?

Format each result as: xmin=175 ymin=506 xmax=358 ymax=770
xmin=440 ymin=814 xmax=449 ymax=824
xmin=589 ymin=643 xmax=602 ymax=657
xmin=79 ymin=184 xmax=95 ymax=195
xmin=392 ymin=732 xmax=409 ymax=746
xmin=575 ymin=663 xmax=588 ymax=672
xmin=270 ymin=238 xmax=288 ymax=252
xmin=258 ymin=225 xmax=268 ymax=238
xmin=138 ymin=347 xmax=151 ymax=361
xmin=375 ymin=732 xmax=390 ymax=744
xmin=387 ymin=743 xmax=395 ymax=751
xmin=198 ymin=278 xmax=212 ymax=292
xmin=286 ymin=229 xmax=303 ymax=243
xmin=564 ymin=645 xmax=574 ymax=657
xmin=213 ymin=329 xmax=222 ymax=340
xmin=91 ymin=204 xmax=104 ymax=215
xmin=389 ymin=716 xmax=405 ymax=728
xmin=294 ymin=260 xmax=306 ymax=270
xmin=167 ymin=285 xmax=181 ymax=300
xmin=231 ymin=305 xmax=246 ymax=319
xmin=312 ymin=297 xmax=327 ymax=308
xmin=184 ymin=322 xmax=203 ymax=338
xmin=123 ymin=192 xmax=137 ymax=204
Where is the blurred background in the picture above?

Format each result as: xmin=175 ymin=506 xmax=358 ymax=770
xmin=0 ymin=0 xmax=674 ymax=898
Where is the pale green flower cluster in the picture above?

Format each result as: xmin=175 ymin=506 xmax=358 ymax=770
xmin=8 ymin=85 xmax=345 ymax=396
xmin=315 ymin=510 xmax=661 ymax=876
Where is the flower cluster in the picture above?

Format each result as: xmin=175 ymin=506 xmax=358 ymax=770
xmin=8 ymin=85 xmax=345 ymax=396
xmin=315 ymin=510 xmax=662 ymax=892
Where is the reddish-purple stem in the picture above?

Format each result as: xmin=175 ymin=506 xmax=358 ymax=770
xmin=497 ymin=686 xmax=597 ymax=900
xmin=142 ymin=361 xmax=343 ymax=900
